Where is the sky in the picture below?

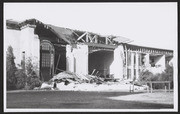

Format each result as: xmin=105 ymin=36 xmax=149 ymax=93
xmin=4 ymin=3 xmax=177 ymax=51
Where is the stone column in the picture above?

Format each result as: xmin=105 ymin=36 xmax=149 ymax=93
xmin=144 ymin=53 xmax=150 ymax=67
xmin=135 ymin=52 xmax=139 ymax=80
xmin=131 ymin=52 xmax=134 ymax=81
xmin=66 ymin=45 xmax=74 ymax=73
xmin=125 ymin=49 xmax=128 ymax=79
xmin=73 ymin=44 xmax=89 ymax=75
xmin=110 ymin=45 xmax=124 ymax=80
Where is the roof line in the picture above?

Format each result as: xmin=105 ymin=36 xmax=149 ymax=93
xmin=122 ymin=43 xmax=173 ymax=52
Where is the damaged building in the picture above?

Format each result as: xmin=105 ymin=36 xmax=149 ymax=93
xmin=5 ymin=19 xmax=174 ymax=82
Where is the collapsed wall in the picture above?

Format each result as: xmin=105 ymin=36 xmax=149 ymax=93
xmin=66 ymin=44 xmax=89 ymax=75
xmin=5 ymin=24 xmax=40 ymax=76
xmin=89 ymin=50 xmax=114 ymax=77
xmin=66 ymin=43 xmax=125 ymax=80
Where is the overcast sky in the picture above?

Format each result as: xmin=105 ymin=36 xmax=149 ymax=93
xmin=4 ymin=3 xmax=177 ymax=51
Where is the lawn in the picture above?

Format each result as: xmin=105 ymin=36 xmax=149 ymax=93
xmin=108 ymin=92 xmax=174 ymax=105
xmin=6 ymin=91 xmax=173 ymax=109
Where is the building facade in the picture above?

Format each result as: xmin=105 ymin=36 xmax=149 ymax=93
xmin=5 ymin=19 xmax=174 ymax=81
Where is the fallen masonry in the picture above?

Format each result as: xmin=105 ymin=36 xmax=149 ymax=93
xmin=39 ymin=71 xmax=148 ymax=92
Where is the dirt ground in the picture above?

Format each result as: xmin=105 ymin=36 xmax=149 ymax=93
xmin=108 ymin=92 xmax=174 ymax=105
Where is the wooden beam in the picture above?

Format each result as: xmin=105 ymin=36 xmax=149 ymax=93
xmin=90 ymin=35 xmax=98 ymax=43
xmin=86 ymin=33 xmax=89 ymax=42
xmin=95 ymin=35 xmax=98 ymax=43
xmin=91 ymin=35 xmax=97 ymax=41
xmin=81 ymin=38 xmax=85 ymax=42
xmin=49 ymin=28 xmax=71 ymax=44
xmin=88 ymin=34 xmax=93 ymax=42
xmin=107 ymin=37 xmax=113 ymax=44
xmin=83 ymin=42 xmax=117 ymax=49
xmin=72 ymin=30 xmax=80 ymax=37
xmin=77 ymin=32 xmax=87 ymax=41
xmin=105 ymin=37 xmax=108 ymax=44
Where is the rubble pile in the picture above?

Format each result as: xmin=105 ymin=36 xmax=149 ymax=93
xmin=50 ymin=71 xmax=83 ymax=83
xmin=40 ymin=71 xmax=148 ymax=92
xmin=50 ymin=71 xmax=106 ymax=84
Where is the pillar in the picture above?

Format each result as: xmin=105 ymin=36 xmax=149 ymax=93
xmin=131 ymin=52 xmax=134 ymax=80
xmin=135 ymin=52 xmax=139 ymax=80
xmin=125 ymin=49 xmax=128 ymax=79
xmin=66 ymin=45 xmax=74 ymax=73
xmin=144 ymin=53 xmax=150 ymax=67
xmin=110 ymin=45 xmax=124 ymax=79
xmin=73 ymin=44 xmax=89 ymax=75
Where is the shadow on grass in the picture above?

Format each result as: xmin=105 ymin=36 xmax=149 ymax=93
xmin=6 ymin=91 xmax=173 ymax=109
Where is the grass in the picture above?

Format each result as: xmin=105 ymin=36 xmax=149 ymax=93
xmin=6 ymin=91 xmax=173 ymax=109
xmin=108 ymin=92 xmax=174 ymax=105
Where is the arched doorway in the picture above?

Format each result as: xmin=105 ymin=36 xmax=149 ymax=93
xmin=40 ymin=40 xmax=54 ymax=81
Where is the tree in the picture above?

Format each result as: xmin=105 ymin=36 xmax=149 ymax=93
xmin=26 ymin=57 xmax=34 ymax=76
xmin=25 ymin=57 xmax=42 ymax=90
xmin=6 ymin=46 xmax=17 ymax=90
xmin=15 ymin=69 xmax=27 ymax=89
xmin=158 ymin=64 xmax=173 ymax=88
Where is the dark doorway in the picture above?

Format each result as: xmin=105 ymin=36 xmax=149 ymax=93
xmin=40 ymin=40 xmax=54 ymax=81
xmin=54 ymin=45 xmax=66 ymax=74
xmin=88 ymin=50 xmax=114 ymax=78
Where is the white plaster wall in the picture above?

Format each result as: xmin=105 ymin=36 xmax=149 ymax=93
xmin=66 ymin=44 xmax=88 ymax=75
xmin=144 ymin=53 xmax=150 ymax=67
xmin=5 ymin=29 xmax=21 ymax=66
xmin=73 ymin=44 xmax=89 ymax=75
xmin=155 ymin=55 xmax=165 ymax=68
xmin=5 ymin=26 xmax=40 ymax=76
xmin=20 ymin=26 xmax=35 ymax=58
xmin=169 ymin=57 xmax=174 ymax=66
xmin=20 ymin=26 xmax=40 ymax=76
xmin=110 ymin=45 xmax=124 ymax=79
xmin=148 ymin=67 xmax=164 ymax=74
xmin=66 ymin=45 xmax=74 ymax=72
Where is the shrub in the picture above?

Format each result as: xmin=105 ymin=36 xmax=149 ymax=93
xmin=27 ymin=75 xmax=42 ymax=90
xmin=161 ymin=64 xmax=173 ymax=81
xmin=139 ymin=64 xmax=174 ymax=89
xmin=26 ymin=57 xmax=34 ymax=76
xmin=158 ymin=64 xmax=173 ymax=89
xmin=15 ymin=69 xmax=27 ymax=89
xmin=139 ymin=70 xmax=154 ymax=81
xmin=26 ymin=59 xmax=42 ymax=90
xmin=6 ymin=46 xmax=17 ymax=90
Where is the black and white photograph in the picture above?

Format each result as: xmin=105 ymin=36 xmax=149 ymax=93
xmin=3 ymin=2 xmax=178 ymax=112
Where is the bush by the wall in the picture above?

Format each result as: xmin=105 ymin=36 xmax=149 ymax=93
xmin=139 ymin=64 xmax=173 ymax=89
xmin=6 ymin=46 xmax=17 ymax=90
xmin=25 ymin=58 xmax=41 ymax=89
xmin=158 ymin=64 xmax=173 ymax=89
xmin=26 ymin=71 xmax=42 ymax=90
xmin=139 ymin=70 xmax=154 ymax=81
xmin=15 ymin=69 xmax=27 ymax=89
xmin=26 ymin=57 xmax=34 ymax=76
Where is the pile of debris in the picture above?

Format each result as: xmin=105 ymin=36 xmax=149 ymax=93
xmin=50 ymin=71 xmax=83 ymax=84
xmin=39 ymin=71 xmax=148 ymax=91
xmin=50 ymin=71 xmax=107 ymax=84
xmin=40 ymin=71 xmax=116 ymax=90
